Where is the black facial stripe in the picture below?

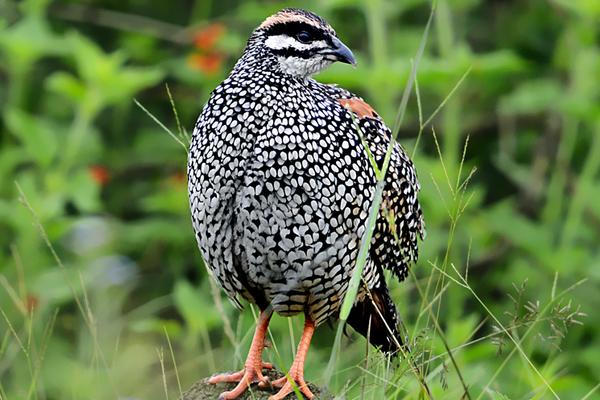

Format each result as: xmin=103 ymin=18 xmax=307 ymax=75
xmin=264 ymin=21 xmax=329 ymax=42
xmin=271 ymin=48 xmax=312 ymax=59
xmin=271 ymin=47 xmax=328 ymax=59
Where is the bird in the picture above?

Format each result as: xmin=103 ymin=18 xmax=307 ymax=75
xmin=188 ymin=8 xmax=424 ymax=400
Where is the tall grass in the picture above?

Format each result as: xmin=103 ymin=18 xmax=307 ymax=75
xmin=1 ymin=0 xmax=597 ymax=399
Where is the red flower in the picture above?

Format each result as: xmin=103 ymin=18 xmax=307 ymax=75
xmin=188 ymin=53 xmax=224 ymax=75
xmin=192 ymin=23 xmax=225 ymax=51
xmin=170 ymin=171 xmax=186 ymax=186
xmin=89 ymin=165 xmax=110 ymax=185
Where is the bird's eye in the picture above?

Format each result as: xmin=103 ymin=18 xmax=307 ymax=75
xmin=296 ymin=31 xmax=312 ymax=43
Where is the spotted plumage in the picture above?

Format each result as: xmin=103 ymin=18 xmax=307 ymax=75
xmin=188 ymin=8 xmax=424 ymax=399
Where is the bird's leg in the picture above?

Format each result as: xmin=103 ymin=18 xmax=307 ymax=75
xmin=209 ymin=310 xmax=273 ymax=399
xmin=264 ymin=317 xmax=315 ymax=400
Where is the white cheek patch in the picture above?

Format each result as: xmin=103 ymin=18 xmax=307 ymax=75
xmin=277 ymin=56 xmax=333 ymax=76
xmin=277 ymin=56 xmax=308 ymax=75
xmin=265 ymin=35 xmax=328 ymax=51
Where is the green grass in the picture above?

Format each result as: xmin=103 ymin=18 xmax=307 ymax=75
xmin=1 ymin=0 xmax=599 ymax=399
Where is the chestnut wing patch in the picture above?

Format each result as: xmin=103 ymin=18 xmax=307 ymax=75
xmin=338 ymin=97 xmax=378 ymax=119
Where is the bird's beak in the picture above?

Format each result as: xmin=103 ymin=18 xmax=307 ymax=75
xmin=330 ymin=36 xmax=357 ymax=66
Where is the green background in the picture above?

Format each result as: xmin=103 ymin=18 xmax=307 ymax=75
xmin=1 ymin=0 xmax=599 ymax=398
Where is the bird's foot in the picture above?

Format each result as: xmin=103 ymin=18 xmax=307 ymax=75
xmin=208 ymin=362 xmax=273 ymax=400
xmin=262 ymin=366 xmax=314 ymax=400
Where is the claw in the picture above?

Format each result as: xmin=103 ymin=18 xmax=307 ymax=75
xmin=266 ymin=375 xmax=287 ymax=389
xmin=210 ymin=364 xmax=274 ymax=399
xmin=209 ymin=361 xmax=275 ymax=399
xmin=268 ymin=373 xmax=314 ymax=400
xmin=209 ymin=371 xmax=243 ymax=384
xmin=208 ymin=362 xmax=273 ymax=385
xmin=208 ymin=311 xmax=273 ymax=399
xmin=262 ymin=362 xmax=274 ymax=370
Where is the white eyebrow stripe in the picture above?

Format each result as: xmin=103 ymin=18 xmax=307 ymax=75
xmin=264 ymin=35 xmax=328 ymax=51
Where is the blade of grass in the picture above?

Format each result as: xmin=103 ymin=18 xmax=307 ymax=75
xmin=26 ymin=309 xmax=58 ymax=400
xmin=11 ymin=245 xmax=27 ymax=302
xmin=0 ymin=275 xmax=27 ymax=315
xmin=428 ymin=263 xmax=579 ymax=399
xmin=412 ymin=67 xmax=471 ymax=159
xmin=325 ymin=7 xmax=435 ymax=396
xmin=287 ymin=318 xmax=296 ymax=360
xmin=163 ymin=327 xmax=183 ymax=399
xmin=409 ymin=263 xmax=472 ymax=400
xmin=16 ymin=183 xmax=119 ymax=398
xmin=560 ymin=123 xmax=600 ymax=247
xmin=360 ymin=282 xmax=434 ymax=398
xmin=339 ymin=0 xmax=434 ymax=330
xmin=157 ymin=347 xmax=169 ymax=400
xmin=423 ymin=133 xmax=475 ymax=400
xmin=165 ymin=83 xmax=190 ymax=143
xmin=475 ymin=279 xmax=587 ymax=400
xmin=0 ymin=307 xmax=28 ymax=357
xmin=422 ymin=67 xmax=472 ymax=133
xmin=134 ymin=98 xmax=188 ymax=151
xmin=581 ymin=383 xmax=600 ymax=400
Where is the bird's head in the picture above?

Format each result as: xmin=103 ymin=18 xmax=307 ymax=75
xmin=249 ymin=8 xmax=356 ymax=77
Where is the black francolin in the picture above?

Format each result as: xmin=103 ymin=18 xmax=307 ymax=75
xmin=188 ymin=8 xmax=425 ymax=400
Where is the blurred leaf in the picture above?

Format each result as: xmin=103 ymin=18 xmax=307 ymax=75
xmin=552 ymin=0 xmax=600 ymax=17
xmin=130 ymin=318 xmax=182 ymax=337
xmin=119 ymin=218 xmax=192 ymax=250
xmin=0 ymin=12 xmax=68 ymax=71
xmin=446 ymin=313 xmax=479 ymax=347
xmin=31 ymin=264 xmax=93 ymax=306
xmin=488 ymin=391 xmax=511 ymax=400
xmin=66 ymin=32 xmax=165 ymax=114
xmin=141 ymin=178 xmax=187 ymax=214
xmin=173 ymin=280 xmax=221 ymax=333
xmin=484 ymin=200 xmax=552 ymax=257
xmin=498 ymin=79 xmax=563 ymax=115
xmin=5 ymin=108 xmax=59 ymax=167
xmin=0 ymin=148 xmax=28 ymax=186
xmin=66 ymin=169 xmax=102 ymax=212
xmin=46 ymin=72 xmax=86 ymax=104
xmin=0 ymin=1 xmax=599 ymax=399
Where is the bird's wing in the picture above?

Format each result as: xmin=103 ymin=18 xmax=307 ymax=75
xmin=326 ymin=86 xmax=425 ymax=282
xmin=319 ymin=85 xmax=424 ymax=353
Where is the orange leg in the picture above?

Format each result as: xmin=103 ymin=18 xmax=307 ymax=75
xmin=208 ymin=310 xmax=273 ymax=399
xmin=265 ymin=318 xmax=316 ymax=400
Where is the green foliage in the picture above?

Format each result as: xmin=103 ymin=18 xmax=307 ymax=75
xmin=1 ymin=0 xmax=599 ymax=399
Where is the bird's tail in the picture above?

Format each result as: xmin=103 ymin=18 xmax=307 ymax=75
xmin=347 ymin=283 xmax=405 ymax=355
